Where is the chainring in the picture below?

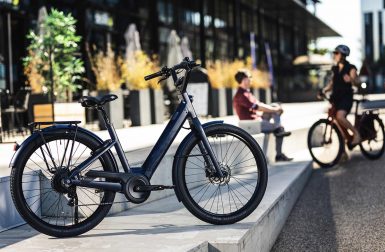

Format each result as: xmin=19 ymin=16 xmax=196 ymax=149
xmin=123 ymin=175 xmax=151 ymax=204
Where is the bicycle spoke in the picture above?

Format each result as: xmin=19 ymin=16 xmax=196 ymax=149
xmin=15 ymin=134 xmax=115 ymax=232
xmin=182 ymin=128 xmax=264 ymax=218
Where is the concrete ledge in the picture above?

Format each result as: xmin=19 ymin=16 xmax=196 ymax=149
xmin=0 ymin=158 xmax=312 ymax=251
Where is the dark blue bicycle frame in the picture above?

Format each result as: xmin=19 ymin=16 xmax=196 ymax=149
xmin=67 ymin=86 xmax=223 ymax=192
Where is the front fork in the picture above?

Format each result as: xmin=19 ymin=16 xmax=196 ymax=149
xmin=189 ymin=117 xmax=225 ymax=178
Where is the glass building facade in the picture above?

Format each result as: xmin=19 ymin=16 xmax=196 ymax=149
xmin=361 ymin=0 xmax=385 ymax=93
xmin=0 ymin=0 xmax=337 ymax=102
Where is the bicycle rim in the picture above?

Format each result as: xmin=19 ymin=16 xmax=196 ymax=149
xmin=308 ymin=120 xmax=343 ymax=167
xmin=181 ymin=128 xmax=264 ymax=218
xmin=12 ymin=133 xmax=115 ymax=232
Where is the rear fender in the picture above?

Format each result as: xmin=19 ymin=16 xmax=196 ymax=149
xmin=9 ymin=125 xmax=119 ymax=172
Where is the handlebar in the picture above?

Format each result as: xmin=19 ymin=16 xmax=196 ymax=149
xmin=319 ymin=89 xmax=368 ymax=104
xmin=143 ymin=57 xmax=200 ymax=82
xmin=144 ymin=71 xmax=163 ymax=81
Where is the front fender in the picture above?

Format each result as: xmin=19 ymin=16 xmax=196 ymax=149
xmin=172 ymin=120 xmax=224 ymax=201
xmin=9 ymin=125 xmax=118 ymax=173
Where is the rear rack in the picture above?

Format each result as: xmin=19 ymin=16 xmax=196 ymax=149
xmin=28 ymin=121 xmax=81 ymax=132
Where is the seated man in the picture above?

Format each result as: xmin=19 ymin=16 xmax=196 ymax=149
xmin=233 ymin=69 xmax=293 ymax=162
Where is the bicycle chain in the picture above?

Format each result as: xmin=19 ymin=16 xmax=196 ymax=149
xmin=74 ymin=200 xmax=131 ymax=207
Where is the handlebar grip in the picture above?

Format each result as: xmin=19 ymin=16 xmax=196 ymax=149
xmin=172 ymin=60 xmax=200 ymax=71
xmin=144 ymin=72 xmax=162 ymax=81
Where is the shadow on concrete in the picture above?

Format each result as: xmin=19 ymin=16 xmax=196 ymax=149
xmin=271 ymin=164 xmax=338 ymax=251
xmin=58 ymin=221 xmax=256 ymax=239
xmin=0 ymin=225 xmax=39 ymax=249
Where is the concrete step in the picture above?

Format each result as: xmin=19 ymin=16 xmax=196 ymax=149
xmin=0 ymin=123 xmax=310 ymax=233
xmin=0 ymin=152 xmax=312 ymax=251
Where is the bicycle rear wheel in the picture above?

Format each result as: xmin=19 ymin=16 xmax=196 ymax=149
xmin=174 ymin=124 xmax=268 ymax=225
xmin=307 ymin=119 xmax=344 ymax=168
xmin=10 ymin=128 xmax=116 ymax=237
xmin=359 ymin=117 xmax=385 ymax=159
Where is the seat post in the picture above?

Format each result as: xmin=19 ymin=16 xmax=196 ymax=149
xmin=97 ymin=105 xmax=131 ymax=173
xmin=98 ymin=105 xmax=110 ymax=125
xmin=97 ymin=105 xmax=118 ymax=141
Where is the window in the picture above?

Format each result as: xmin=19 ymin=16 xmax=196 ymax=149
xmin=364 ymin=12 xmax=374 ymax=61
xmin=157 ymin=0 xmax=173 ymax=25
xmin=0 ymin=16 xmax=5 ymax=89
xmin=379 ymin=11 xmax=384 ymax=57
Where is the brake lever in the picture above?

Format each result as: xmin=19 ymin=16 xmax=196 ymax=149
xmin=157 ymin=76 xmax=168 ymax=84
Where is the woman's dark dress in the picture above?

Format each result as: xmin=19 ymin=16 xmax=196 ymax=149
xmin=330 ymin=61 xmax=357 ymax=113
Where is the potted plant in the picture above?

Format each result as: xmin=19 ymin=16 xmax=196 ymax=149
xmin=121 ymin=51 xmax=160 ymax=126
xmin=206 ymin=60 xmax=227 ymax=117
xmin=87 ymin=43 xmax=125 ymax=129
xmin=222 ymin=59 xmax=245 ymax=115
xmin=249 ymin=60 xmax=272 ymax=104
xmin=23 ymin=8 xmax=85 ymax=123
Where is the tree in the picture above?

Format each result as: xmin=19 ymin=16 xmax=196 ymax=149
xmin=23 ymin=8 xmax=84 ymax=102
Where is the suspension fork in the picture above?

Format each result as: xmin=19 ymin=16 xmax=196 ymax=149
xmin=189 ymin=117 xmax=224 ymax=177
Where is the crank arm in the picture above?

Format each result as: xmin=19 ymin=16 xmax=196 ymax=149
xmin=134 ymin=185 xmax=175 ymax=192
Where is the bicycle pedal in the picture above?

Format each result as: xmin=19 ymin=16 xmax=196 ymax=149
xmin=135 ymin=185 xmax=175 ymax=192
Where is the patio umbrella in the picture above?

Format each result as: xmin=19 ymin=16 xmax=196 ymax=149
xmin=37 ymin=6 xmax=55 ymax=119
xmin=180 ymin=36 xmax=193 ymax=60
xmin=124 ymin=23 xmax=141 ymax=60
xmin=166 ymin=30 xmax=183 ymax=90
xmin=37 ymin=6 xmax=48 ymax=37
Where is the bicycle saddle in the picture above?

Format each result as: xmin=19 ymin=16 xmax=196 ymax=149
xmin=79 ymin=94 xmax=118 ymax=108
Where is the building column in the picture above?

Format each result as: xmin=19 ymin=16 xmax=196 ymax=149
xmin=148 ymin=0 xmax=159 ymax=54
xmin=274 ymin=16 xmax=281 ymax=102
xmin=6 ymin=13 xmax=13 ymax=94
xmin=233 ymin=0 xmax=240 ymax=58
xmin=199 ymin=0 xmax=206 ymax=67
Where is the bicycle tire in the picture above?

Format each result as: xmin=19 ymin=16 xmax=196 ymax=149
xmin=174 ymin=124 xmax=268 ymax=225
xmin=359 ymin=117 xmax=385 ymax=160
xmin=10 ymin=128 xmax=116 ymax=237
xmin=307 ymin=119 xmax=344 ymax=168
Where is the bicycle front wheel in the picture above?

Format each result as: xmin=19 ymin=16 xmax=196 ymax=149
xmin=174 ymin=124 xmax=268 ymax=225
xmin=307 ymin=119 xmax=344 ymax=168
xmin=10 ymin=128 xmax=116 ymax=237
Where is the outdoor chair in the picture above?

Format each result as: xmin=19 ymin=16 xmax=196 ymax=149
xmin=13 ymin=89 xmax=31 ymax=134
xmin=1 ymin=88 xmax=31 ymax=136
xmin=0 ymin=89 xmax=13 ymax=136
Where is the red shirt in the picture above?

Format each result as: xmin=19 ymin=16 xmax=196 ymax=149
xmin=233 ymin=87 xmax=259 ymax=120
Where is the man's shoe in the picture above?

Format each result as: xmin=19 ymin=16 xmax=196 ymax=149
xmin=273 ymin=127 xmax=291 ymax=137
xmin=275 ymin=153 xmax=293 ymax=162
xmin=275 ymin=131 xmax=291 ymax=137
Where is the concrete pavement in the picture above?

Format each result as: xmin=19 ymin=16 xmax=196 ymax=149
xmin=272 ymin=150 xmax=385 ymax=251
